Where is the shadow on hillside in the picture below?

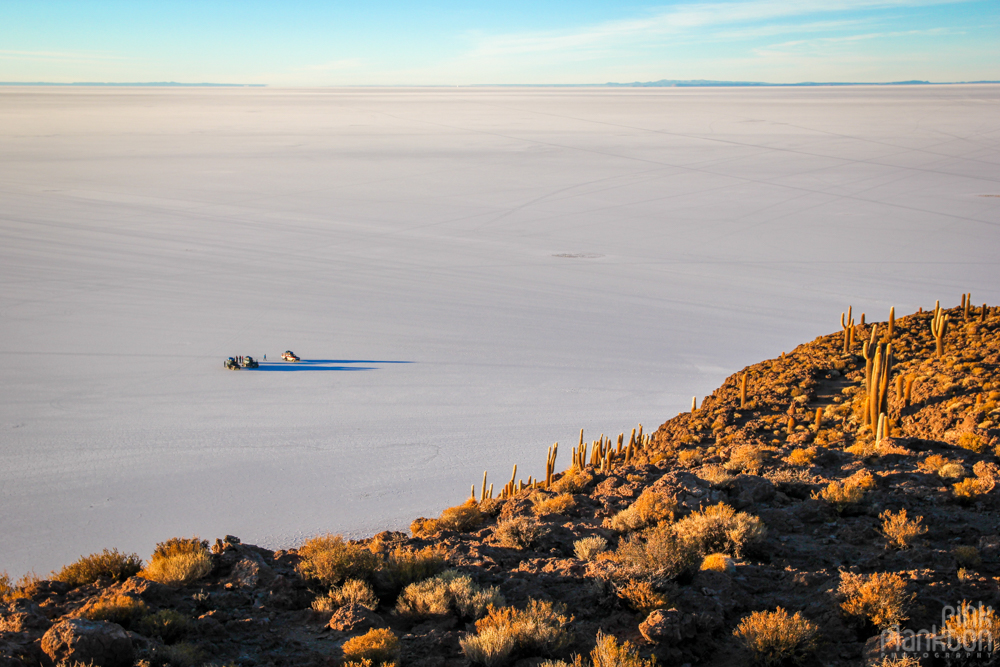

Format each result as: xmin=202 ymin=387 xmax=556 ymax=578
xmin=252 ymin=359 xmax=413 ymax=372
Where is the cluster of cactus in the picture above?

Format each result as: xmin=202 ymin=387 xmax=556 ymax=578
xmin=861 ymin=323 xmax=894 ymax=430
xmin=474 ymin=424 xmax=651 ymax=502
xmin=841 ymin=306 xmax=856 ymax=354
xmin=931 ymin=300 xmax=948 ymax=358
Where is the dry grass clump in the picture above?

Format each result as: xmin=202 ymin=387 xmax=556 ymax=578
xmin=573 ymin=536 xmax=608 ymax=561
xmin=953 ymin=477 xmax=988 ymax=502
xmin=725 ymin=445 xmax=764 ymax=473
xmin=700 ymin=553 xmax=735 ymax=573
xmin=52 ymin=549 xmax=143 ymax=587
xmin=943 ymin=600 xmax=1000 ymax=651
xmin=412 ymin=499 xmax=484 ymax=537
xmin=296 ymin=534 xmax=379 ymax=587
xmin=136 ymin=609 xmax=189 ymax=644
xmin=616 ymin=580 xmax=668 ymax=614
xmin=0 ymin=572 xmax=37 ymax=603
xmin=732 ymin=607 xmax=819 ymax=666
xmin=314 ymin=578 xmax=379 ymax=611
xmin=677 ymin=449 xmax=702 ymax=468
xmin=494 ymin=516 xmax=545 ymax=550
xmin=590 ymin=632 xmax=656 ymax=667
xmin=613 ymin=524 xmax=699 ymax=581
xmin=142 ymin=537 xmax=212 ymax=587
xmin=77 ymin=593 xmax=148 ymax=628
xmin=785 ymin=448 xmax=816 ymax=467
xmin=879 ymin=510 xmax=928 ymax=549
xmin=672 ymin=503 xmax=767 ymax=558
xmin=550 ymin=468 xmax=594 ymax=494
xmin=957 ymin=432 xmax=988 ymax=453
xmin=920 ymin=454 xmax=956 ymax=474
xmin=342 ymin=628 xmax=400 ymax=667
xmin=607 ymin=489 xmax=675 ymax=533
xmin=871 ymin=656 xmax=920 ymax=667
xmin=461 ymin=599 xmax=573 ymax=666
xmin=396 ymin=570 xmax=502 ymax=619
xmin=532 ymin=493 xmax=576 ymax=517
xmin=938 ymin=462 xmax=966 ymax=479
xmin=698 ymin=464 xmax=736 ymax=488
xmin=815 ymin=470 xmax=876 ymax=512
xmin=954 ymin=545 xmax=982 ymax=567
xmin=373 ymin=545 xmax=445 ymax=597
xmin=839 ymin=571 xmax=914 ymax=628
xmin=148 ymin=641 xmax=202 ymax=667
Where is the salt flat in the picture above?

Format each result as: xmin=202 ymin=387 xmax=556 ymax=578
xmin=1 ymin=85 xmax=998 ymax=576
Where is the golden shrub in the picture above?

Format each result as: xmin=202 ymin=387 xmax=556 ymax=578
xmin=607 ymin=489 xmax=676 ymax=533
xmin=672 ymin=503 xmax=767 ymax=558
xmin=52 ymin=549 xmax=143 ymax=588
xmin=938 ymin=463 xmax=965 ymax=479
xmin=785 ymin=448 xmax=816 ymax=467
xmin=532 ymin=493 xmax=576 ymax=517
xmin=700 ymin=553 xmax=735 ymax=573
xmin=493 ymin=516 xmax=545 ymax=550
xmin=954 ymin=477 xmax=987 ymax=502
xmin=396 ymin=570 xmax=503 ymax=619
xmin=590 ymin=632 xmax=656 ymax=667
xmin=920 ymin=454 xmax=951 ymax=473
xmin=342 ymin=628 xmax=400 ymax=667
xmin=473 ymin=599 xmax=573 ymax=657
xmin=699 ymin=464 xmax=736 ymax=488
xmin=412 ymin=500 xmax=484 ymax=537
xmin=943 ymin=600 xmax=1000 ymax=651
xmin=677 ymin=449 xmax=702 ymax=468
xmin=573 ymin=536 xmax=608 ymax=561
xmin=617 ymin=580 xmax=668 ymax=614
xmin=839 ymin=571 xmax=914 ymax=628
xmin=142 ymin=537 xmax=212 ymax=587
xmin=373 ymin=545 xmax=446 ymax=596
xmin=613 ymin=524 xmax=699 ymax=580
xmin=461 ymin=625 xmax=517 ymax=667
xmin=550 ymin=468 xmax=594 ymax=494
xmin=957 ymin=432 xmax=988 ymax=453
xmin=725 ymin=445 xmax=764 ymax=473
xmin=77 ymin=593 xmax=148 ymax=628
xmin=733 ymin=607 xmax=819 ymax=666
xmin=314 ymin=578 xmax=379 ymax=611
xmin=816 ymin=470 xmax=875 ymax=512
xmin=296 ymin=534 xmax=379 ymax=586
xmin=880 ymin=509 xmax=928 ymax=549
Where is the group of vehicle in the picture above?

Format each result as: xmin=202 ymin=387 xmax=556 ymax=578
xmin=223 ymin=350 xmax=299 ymax=370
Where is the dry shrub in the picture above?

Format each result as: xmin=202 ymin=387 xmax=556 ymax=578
xmin=953 ymin=478 xmax=987 ymax=502
xmin=373 ymin=545 xmax=446 ymax=596
xmin=473 ymin=599 xmax=573 ymax=657
xmin=53 ymin=549 xmax=143 ymax=587
xmin=148 ymin=641 xmax=201 ymax=667
xmin=958 ymin=432 xmax=988 ymax=453
xmin=954 ymin=546 xmax=982 ymax=567
xmin=590 ymin=631 xmax=655 ymax=667
xmin=699 ymin=465 xmax=736 ymax=488
xmin=296 ymin=534 xmax=379 ymax=586
xmin=573 ymin=536 xmax=608 ymax=561
xmin=0 ymin=572 xmax=37 ymax=603
xmin=839 ymin=571 xmax=914 ymax=629
xmin=77 ymin=594 xmax=148 ymax=628
xmin=733 ymin=607 xmax=819 ymax=666
xmin=314 ymin=578 xmax=379 ymax=611
xmin=725 ymin=445 xmax=764 ymax=473
xmin=815 ymin=470 xmax=875 ymax=512
xmin=880 ymin=509 xmax=928 ymax=549
xmin=142 ymin=537 xmax=212 ymax=587
xmin=461 ymin=625 xmax=517 ymax=667
xmin=938 ymin=463 xmax=965 ymax=479
xmin=785 ymin=448 xmax=816 ymax=467
xmin=342 ymin=628 xmax=400 ymax=667
xmin=396 ymin=570 xmax=502 ymax=619
xmin=551 ymin=468 xmax=594 ymax=494
xmin=677 ymin=450 xmax=702 ymax=468
xmin=943 ymin=600 xmax=1000 ymax=651
xmin=613 ymin=524 xmax=699 ymax=580
xmin=494 ymin=516 xmax=545 ymax=550
xmin=532 ymin=493 xmax=576 ymax=517
xmin=700 ymin=553 xmax=735 ymax=573
xmin=872 ymin=656 xmax=920 ymax=667
xmin=136 ymin=609 xmax=189 ymax=644
xmin=920 ymin=454 xmax=952 ymax=473
xmin=412 ymin=499 xmax=484 ymax=537
xmin=607 ymin=489 xmax=675 ymax=533
xmin=617 ymin=580 xmax=668 ymax=614
xmin=672 ymin=503 xmax=767 ymax=558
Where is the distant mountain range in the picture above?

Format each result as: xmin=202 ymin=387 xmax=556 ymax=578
xmin=0 ymin=81 xmax=266 ymax=87
xmin=2 ymin=80 xmax=998 ymax=88
xmin=602 ymin=79 xmax=1000 ymax=87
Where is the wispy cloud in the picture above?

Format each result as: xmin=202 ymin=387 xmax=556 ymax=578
xmin=467 ymin=0 xmax=972 ymax=57
xmin=753 ymin=27 xmax=962 ymax=57
xmin=0 ymin=49 xmax=126 ymax=63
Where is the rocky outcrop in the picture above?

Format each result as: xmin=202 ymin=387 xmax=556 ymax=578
xmin=41 ymin=619 xmax=134 ymax=667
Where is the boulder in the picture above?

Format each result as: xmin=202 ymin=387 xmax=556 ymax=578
xmin=41 ymin=619 xmax=134 ymax=667
xmin=226 ymin=555 xmax=274 ymax=589
xmin=639 ymin=608 xmax=696 ymax=645
xmin=328 ymin=604 xmax=387 ymax=633
xmin=111 ymin=576 xmax=171 ymax=603
xmin=730 ymin=475 xmax=775 ymax=509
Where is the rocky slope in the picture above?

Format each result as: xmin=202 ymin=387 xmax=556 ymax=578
xmin=2 ymin=300 xmax=999 ymax=667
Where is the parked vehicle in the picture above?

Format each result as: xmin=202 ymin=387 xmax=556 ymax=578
xmin=224 ymin=355 xmax=259 ymax=370
xmin=281 ymin=350 xmax=300 ymax=362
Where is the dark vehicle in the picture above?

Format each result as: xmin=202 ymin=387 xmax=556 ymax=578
xmin=225 ymin=355 xmax=259 ymax=370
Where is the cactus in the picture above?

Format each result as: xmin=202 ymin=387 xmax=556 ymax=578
xmin=841 ymin=307 xmax=855 ymax=354
xmin=545 ymin=443 xmax=558 ymax=487
xmin=814 ymin=408 xmax=823 ymax=433
xmin=982 ymin=304 xmax=988 ymax=323
xmin=876 ymin=412 xmax=887 ymax=442
xmin=904 ymin=376 xmax=915 ymax=408
xmin=740 ymin=373 xmax=748 ymax=410
xmin=888 ymin=307 xmax=895 ymax=339
xmin=691 ymin=396 xmax=697 ymax=413
xmin=931 ymin=301 xmax=948 ymax=357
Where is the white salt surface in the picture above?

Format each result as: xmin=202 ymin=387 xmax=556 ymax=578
xmin=1 ymin=86 xmax=998 ymax=575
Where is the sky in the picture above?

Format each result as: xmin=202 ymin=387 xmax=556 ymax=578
xmin=0 ymin=1 xmax=998 ymax=86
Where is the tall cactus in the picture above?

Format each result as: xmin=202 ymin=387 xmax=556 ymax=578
xmin=931 ymin=301 xmax=948 ymax=358
xmin=841 ymin=307 xmax=855 ymax=354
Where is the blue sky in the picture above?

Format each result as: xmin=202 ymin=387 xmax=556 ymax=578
xmin=1 ymin=0 xmax=998 ymax=85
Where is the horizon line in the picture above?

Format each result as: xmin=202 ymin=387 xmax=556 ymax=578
xmin=2 ymin=79 xmax=1000 ymax=88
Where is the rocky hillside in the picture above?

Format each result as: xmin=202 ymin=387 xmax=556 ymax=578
xmin=2 ymin=299 xmax=999 ymax=667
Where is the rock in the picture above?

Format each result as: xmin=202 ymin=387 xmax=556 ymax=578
xmin=226 ymin=555 xmax=274 ymax=589
xmin=328 ymin=604 xmax=386 ymax=633
xmin=41 ymin=619 xmax=134 ymax=667
xmin=638 ymin=608 xmax=696 ymax=645
xmin=730 ymin=475 xmax=775 ymax=509
xmin=259 ymin=575 xmax=311 ymax=611
xmin=111 ymin=576 xmax=171 ymax=603
xmin=0 ymin=609 xmax=51 ymax=633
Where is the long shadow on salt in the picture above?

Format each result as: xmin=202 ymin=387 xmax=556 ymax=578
xmin=251 ymin=359 xmax=412 ymax=372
